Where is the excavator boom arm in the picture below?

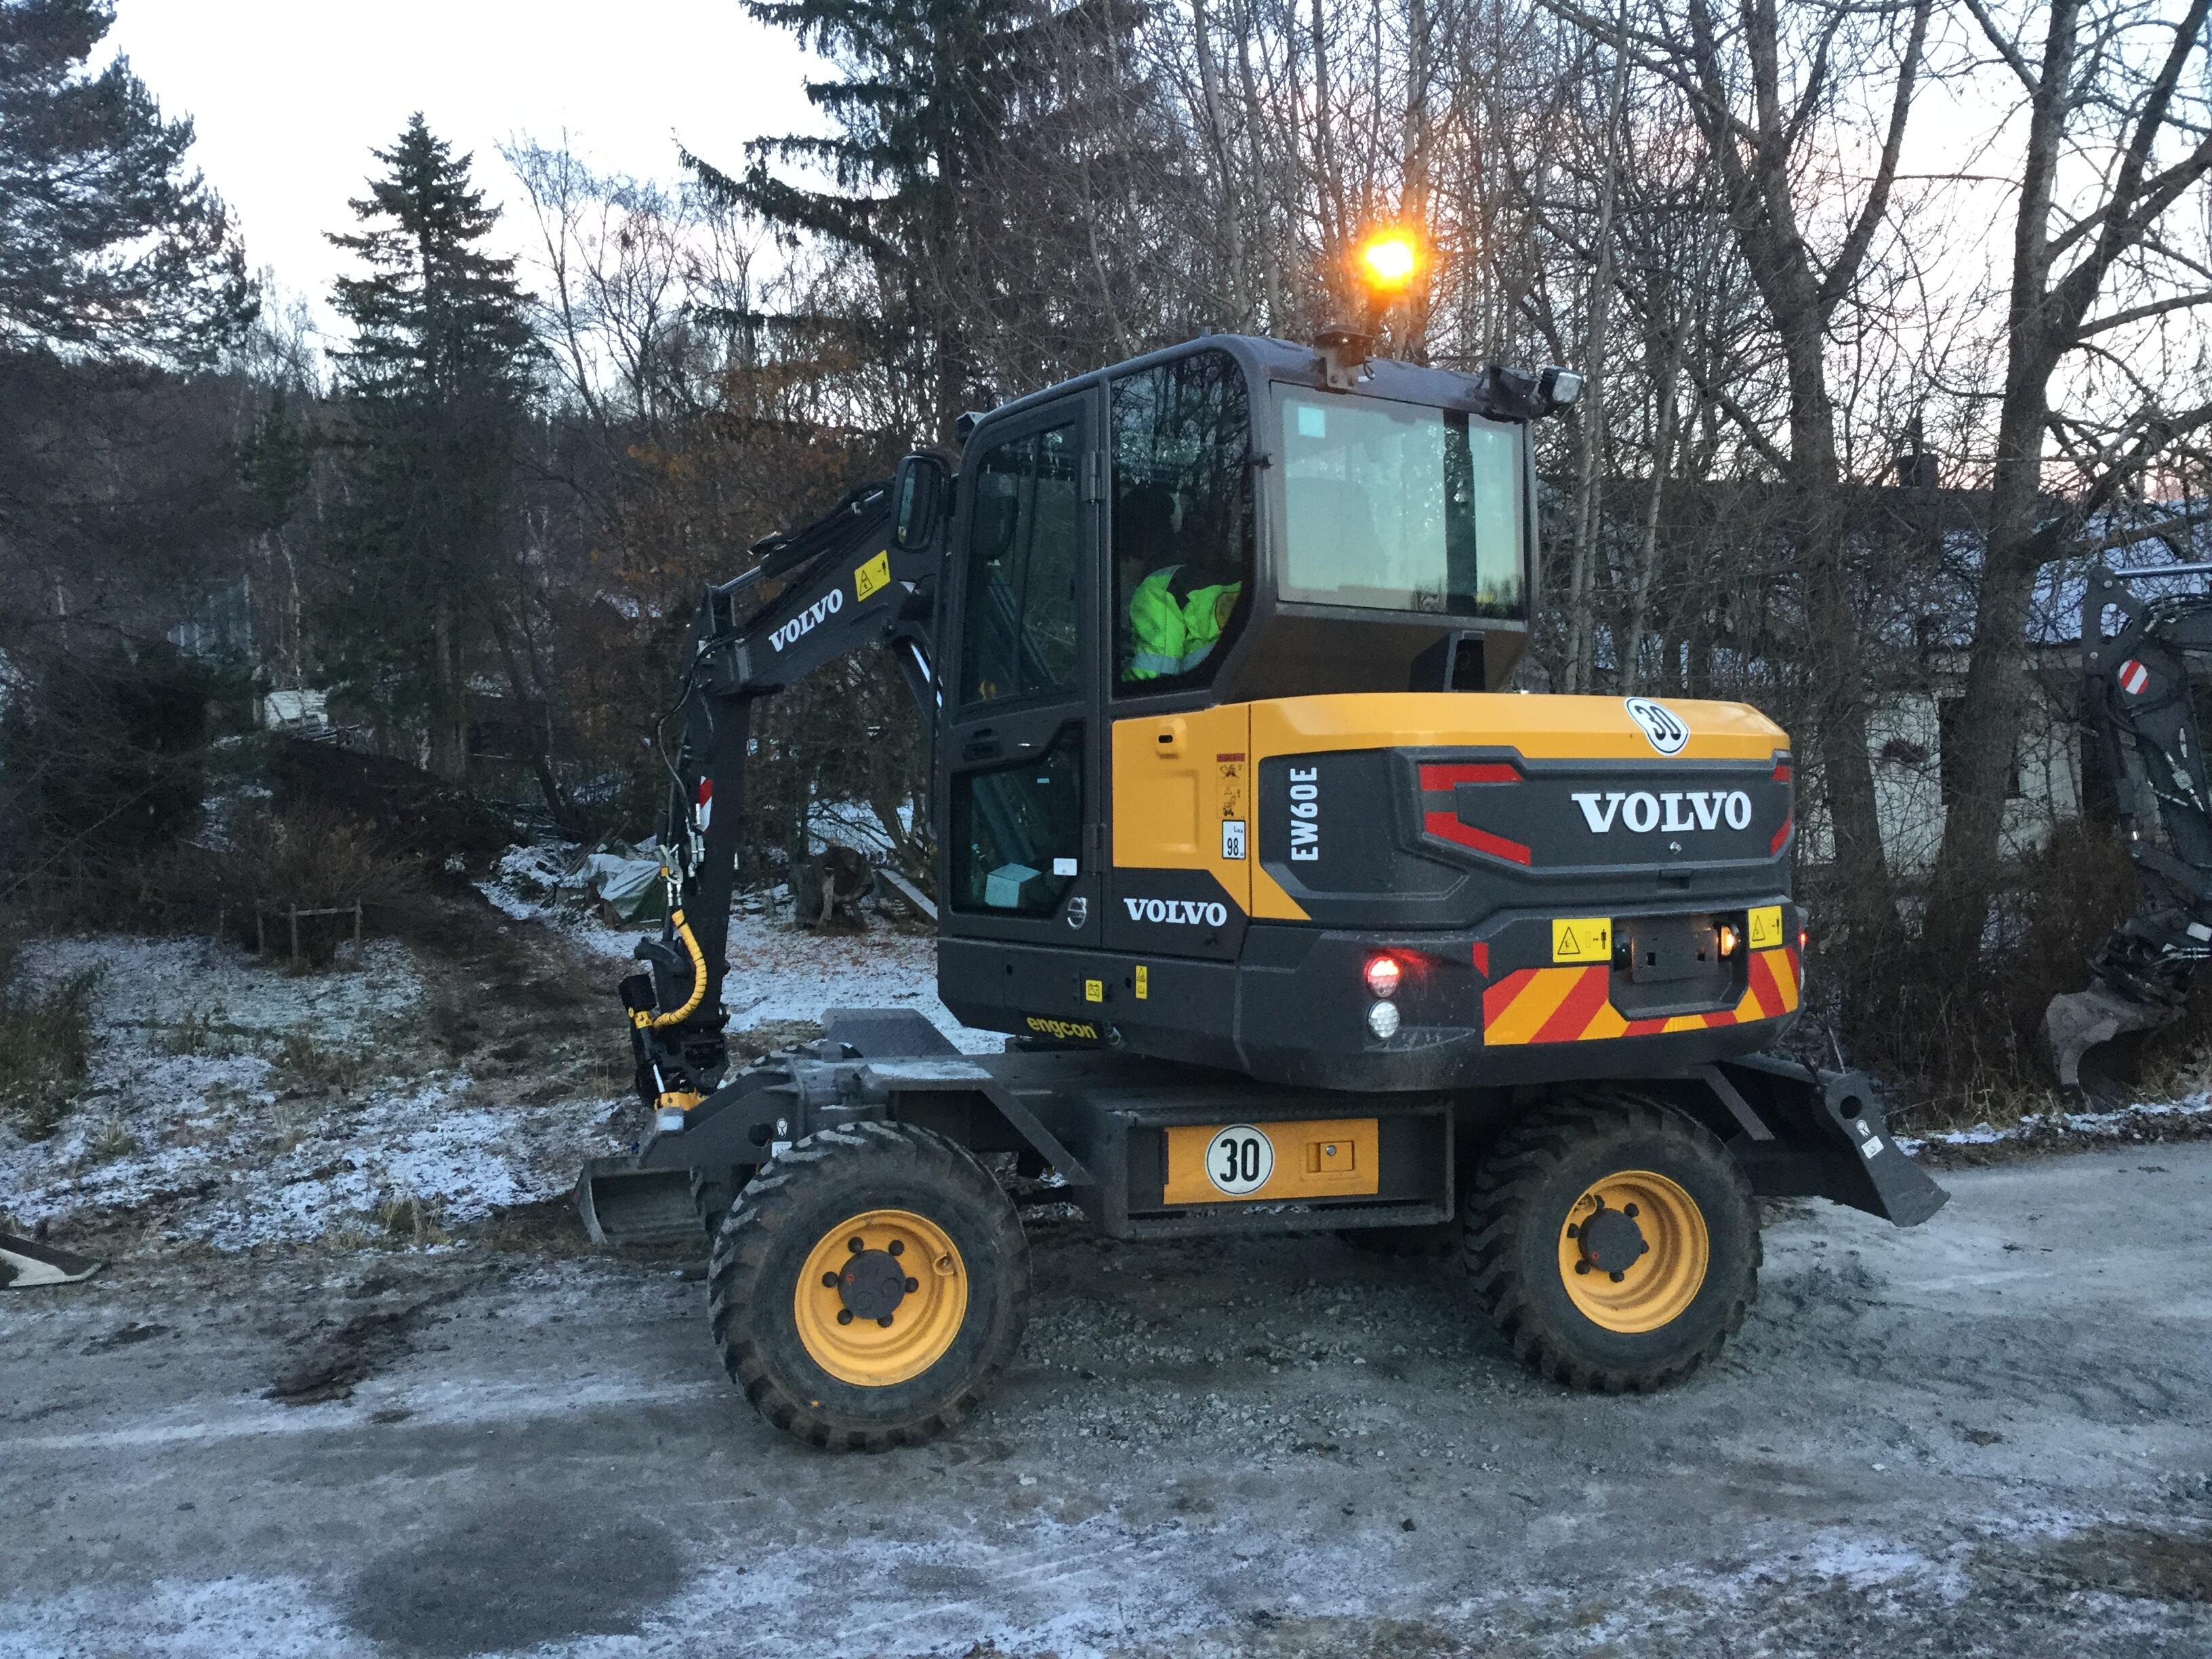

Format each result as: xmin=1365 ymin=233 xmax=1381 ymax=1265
xmin=626 ymin=460 xmax=948 ymax=1117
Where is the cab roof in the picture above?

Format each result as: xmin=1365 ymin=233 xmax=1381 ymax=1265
xmin=972 ymin=334 xmax=1532 ymax=437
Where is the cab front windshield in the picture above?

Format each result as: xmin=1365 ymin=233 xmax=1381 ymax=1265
xmin=1276 ymin=388 xmax=1525 ymax=619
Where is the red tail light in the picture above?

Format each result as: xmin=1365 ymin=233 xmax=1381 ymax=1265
xmin=1364 ymin=954 xmax=1401 ymax=999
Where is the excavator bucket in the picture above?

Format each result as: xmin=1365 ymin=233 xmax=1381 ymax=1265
xmin=0 ymin=1233 xmax=102 ymax=1289
xmin=576 ymin=1158 xmax=702 ymax=1250
xmin=2045 ymin=981 xmax=2177 ymax=1105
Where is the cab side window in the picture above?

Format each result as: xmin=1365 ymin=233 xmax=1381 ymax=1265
xmin=958 ymin=421 xmax=1080 ymax=705
xmin=1111 ymin=351 xmax=1254 ymax=693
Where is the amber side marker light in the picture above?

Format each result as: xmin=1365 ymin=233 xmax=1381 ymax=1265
xmin=1717 ymin=924 xmax=1739 ymax=958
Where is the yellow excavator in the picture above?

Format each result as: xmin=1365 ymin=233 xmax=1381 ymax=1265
xmin=581 ymin=247 xmax=1947 ymax=1450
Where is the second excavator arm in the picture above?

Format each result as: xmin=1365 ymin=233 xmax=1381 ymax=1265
xmin=2047 ymin=560 xmax=2212 ymax=1097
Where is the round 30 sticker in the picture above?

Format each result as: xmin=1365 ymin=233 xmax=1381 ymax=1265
xmin=1205 ymin=1124 xmax=1275 ymax=1195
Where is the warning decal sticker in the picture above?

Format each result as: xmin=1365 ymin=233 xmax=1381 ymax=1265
xmin=1551 ymin=917 xmax=1612 ymax=963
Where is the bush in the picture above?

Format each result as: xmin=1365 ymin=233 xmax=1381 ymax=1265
xmin=0 ymin=644 xmax=226 ymax=882
xmin=1834 ymin=820 xmax=2212 ymax=1124
xmin=127 ymin=805 xmax=439 ymax=964
xmin=0 ymin=936 xmax=98 ymax=1141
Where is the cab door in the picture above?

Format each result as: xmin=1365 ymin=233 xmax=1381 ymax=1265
xmin=938 ymin=394 xmax=1103 ymax=952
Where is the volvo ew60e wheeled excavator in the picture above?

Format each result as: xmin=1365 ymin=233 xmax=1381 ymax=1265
xmin=580 ymin=333 xmax=1948 ymax=1450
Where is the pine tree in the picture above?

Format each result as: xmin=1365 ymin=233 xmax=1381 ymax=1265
xmin=320 ymin=115 xmax=537 ymax=781
xmin=0 ymin=0 xmax=252 ymax=361
xmin=687 ymin=0 xmax=1046 ymax=444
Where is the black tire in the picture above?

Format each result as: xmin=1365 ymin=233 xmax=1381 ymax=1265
xmin=1465 ymin=1093 xmax=1758 ymax=1392
xmin=1338 ymin=1221 xmax=1458 ymax=1259
xmin=707 ymin=1119 xmax=1029 ymax=1450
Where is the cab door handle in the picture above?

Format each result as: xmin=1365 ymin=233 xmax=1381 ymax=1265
xmin=962 ymin=733 xmax=1001 ymax=762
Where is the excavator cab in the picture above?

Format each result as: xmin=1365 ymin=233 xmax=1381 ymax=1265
xmin=926 ymin=338 xmax=1807 ymax=1092
xmin=582 ymin=331 xmax=1949 ymax=1454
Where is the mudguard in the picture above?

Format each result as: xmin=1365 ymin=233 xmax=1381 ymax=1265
xmin=1702 ymin=1054 xmax=1950 ymax=1227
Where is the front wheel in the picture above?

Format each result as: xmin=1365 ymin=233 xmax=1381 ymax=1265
xmin=707 ymin=1120 xmax=1029 ymax=1450
xmin=1465 ymin=1094 xmax=1758 ymax=1391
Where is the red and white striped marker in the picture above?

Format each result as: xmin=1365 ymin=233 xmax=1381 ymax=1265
xmin=695 ymin=778 xmax=714 ymax=828
xmin=2120 ymin=659 xmax=2150 ymax=695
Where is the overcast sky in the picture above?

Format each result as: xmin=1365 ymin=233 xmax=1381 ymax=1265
xmin=109 ymin=1 xmax=830 ymax=324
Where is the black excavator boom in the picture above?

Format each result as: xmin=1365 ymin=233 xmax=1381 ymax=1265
xmin=2047 ymin=562 xmax=2212 ymax=1097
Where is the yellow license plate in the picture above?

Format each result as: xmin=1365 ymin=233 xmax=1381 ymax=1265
xmin=1162 ymin=1118 xmax=1380 ymax=1205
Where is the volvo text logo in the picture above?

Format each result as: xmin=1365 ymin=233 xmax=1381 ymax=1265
xmin=1572 ymin=790 xmax=1752 ymax=834
xmin=769 ymin=588 xmax=844 ymax=652
xmin=1124 ymin=897 xmax=1229 ymax=926
xmin=1624 ymin=696 xmax=1689 ymax=755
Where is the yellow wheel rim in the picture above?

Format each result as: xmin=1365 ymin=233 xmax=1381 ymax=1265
xmin=1557 ymin=1169 xmax=1709 ymax=1334
xmin=792 ymin=1208 xmax=968 ymax=1387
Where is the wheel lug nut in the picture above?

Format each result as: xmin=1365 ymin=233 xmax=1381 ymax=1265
xmin=877 ymin=1315 xmax=894 ymax=1328
xmin=888 ymin=1240 xmax=904 ymax=1257
xmin=836 ymin=1309 xmax=854 ymax=1325
xmin=847 ymin=1237 xmax=864 ymax=1253
xmin=1639 ymin=1242 xmax=1650 ymax=1254
xmin=905 ymin=1277 xmax=920 ymax=1293
xmin=1574 ymin=1261 xmax=1591 ymax=1275
xmin=1624 ymin=1204 xmax=1639 ymax=1219
xmin=1609 ymin=1271 xmax=1625 ymax=1283
xmin=1565 ymin=1223 xmax=1580 ymax=1240
xmin=823 ymin=1272 xmax=840 ymax=1288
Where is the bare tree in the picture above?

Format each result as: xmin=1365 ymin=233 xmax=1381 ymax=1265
xmin=1924 ymin=0 xmax=2212 ymax=964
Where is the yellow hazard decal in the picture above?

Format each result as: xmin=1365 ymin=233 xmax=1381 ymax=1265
xmin=1551 ymin=917 xmax=1612 ymax=963
xmin=855 ymin=550 xmax=891 ymax=602
xmin=1134 ymin=965 xmax=1149 ymax=1000
xmin=1084 ymin=978 xmax=1104 ymax=1003
xmin=1747 ymin=905 xmax=1784 ymax=950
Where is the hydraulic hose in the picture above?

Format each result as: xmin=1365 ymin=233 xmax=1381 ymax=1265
xmin=635 ymin=907 xmax=710 ymax=1031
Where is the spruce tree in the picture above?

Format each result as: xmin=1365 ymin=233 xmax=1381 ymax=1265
xmin=0 ymin=0 xmax=251 ymax=360
xmin=687 ymin=0 xmax=1044 ymax=443
xmin=321 ymin=115 xmax=537 ymax=780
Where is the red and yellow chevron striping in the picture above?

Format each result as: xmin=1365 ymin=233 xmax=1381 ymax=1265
xmin=1480 ymin=948 xmax=1799 ymax=1046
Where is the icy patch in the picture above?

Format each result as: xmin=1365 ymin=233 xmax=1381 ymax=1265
xmin=1898 ymin=1092 xmax=2212 ymax=1155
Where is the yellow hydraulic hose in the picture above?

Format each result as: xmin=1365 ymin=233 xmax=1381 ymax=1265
xmin=634 ymin=907 xmax=710 ymax=1031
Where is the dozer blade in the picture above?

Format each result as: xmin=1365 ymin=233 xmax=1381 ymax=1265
xmin=577 ymin=1158 xmax=703 ymax=1249
xmin=0 ymin=1233 xmax=102 ymax=1289
xmin=2045 ymin=981 xmax=2177 ymax=1105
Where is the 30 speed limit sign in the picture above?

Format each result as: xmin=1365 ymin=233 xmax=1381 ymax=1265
xmin=1204 ymin=1124 xmax=1275 ymax=1195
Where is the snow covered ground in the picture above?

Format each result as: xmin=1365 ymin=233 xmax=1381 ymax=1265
xmin=0 ymin=934 xmax=619 ymax=1249
xmin=476 ymin=842 xmax=1000 ymax=1054
xmin=1 ymin=851 xmax=998 ymax=1252
xmin=1898 ymin=1092 xmax=2212 ymax=1155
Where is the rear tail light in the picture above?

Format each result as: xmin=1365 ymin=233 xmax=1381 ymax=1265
xmin=1364 ymin=954 xmax=1401 ymax=999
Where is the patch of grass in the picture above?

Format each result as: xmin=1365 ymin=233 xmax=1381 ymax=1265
xmin=0 ymin=956 xmax=100 ymax=1141
xmin=274 ymin=1030 xmax=371 ymax=1097
xmin=157 ymin=1006 xmax=230 ymax=1058
xmin=87 ymin=1115 xmax=138 ymax=1162
xmin=373 ymin=1192 xmax=448 ymax=1248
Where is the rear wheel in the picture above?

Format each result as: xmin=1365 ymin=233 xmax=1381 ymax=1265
xmin=1465 ymin=1094 xmax=1757 ymax=1391
xmin=707 ymin=1120 xmax=1029 ymax=1450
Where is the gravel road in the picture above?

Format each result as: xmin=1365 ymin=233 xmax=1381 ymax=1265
xmin=2 ymin=1141 xmax=2207 ymax=1658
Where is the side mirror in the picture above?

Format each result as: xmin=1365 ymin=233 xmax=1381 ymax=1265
xmin=893 ymin=453 xmax=951 ymax=552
